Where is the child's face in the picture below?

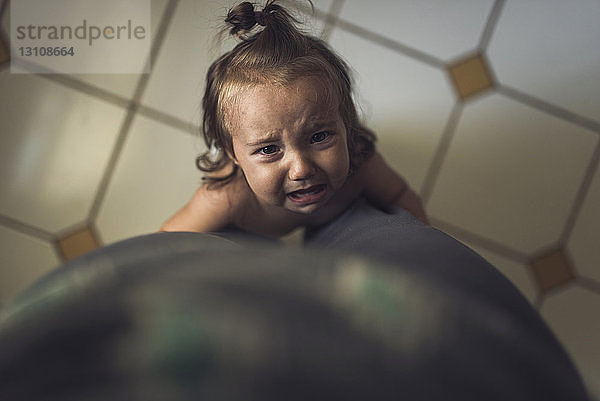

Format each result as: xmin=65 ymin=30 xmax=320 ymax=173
xmin=228 ymin=76 xmax=350 ymax=214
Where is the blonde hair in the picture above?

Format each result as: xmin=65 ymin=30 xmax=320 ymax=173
xmin=197 ymin=0 xmax=375 ymax=186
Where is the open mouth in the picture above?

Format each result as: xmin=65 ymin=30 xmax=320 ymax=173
xmin=287 ymin=184 xmax=327 ymax=205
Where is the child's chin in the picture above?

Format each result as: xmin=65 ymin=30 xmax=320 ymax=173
xmin=285 ymin=203 xmax=321 ymax=215
xmin=285 ymin=195 xmax=331 ymax=215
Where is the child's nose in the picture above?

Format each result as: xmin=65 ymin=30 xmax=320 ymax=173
xmin=287 ymin=152 xmax=316 ymax=181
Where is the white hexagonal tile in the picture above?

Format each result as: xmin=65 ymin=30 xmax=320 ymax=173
xmin=540 ymin=286 xmax=600 ymax=398
xmin=488 ymin=0 xmax=600 ymax=123
xmin=142 ymin=0 xmax=328 ymax=125
xmin=6 ymin=0 xmax=157 ymax=88
xmin=66 ymin=0 xmax=170 ymax=99
xmin=568 ymin=164 xmax=600 ymax=282
xmin=428 ymin=93 xmax=598 ymax=254
xmin=283 ymin=0 xmax=334 ymax=14
xmin=0 ymin=225 xmax=60 ymax=306
xmin=0 ymin=70 xmax=126 ymax=233
xmin=338 ymin=0 xmax=495 ymax=62
xmin=3 ymin=0 xmax=155 ymax=78
xmin=96 ymin=115 xmax=204 ymax=244
xmin=328 ymin=28 xmax=455 ymax=189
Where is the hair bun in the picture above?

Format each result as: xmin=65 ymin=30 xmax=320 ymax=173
xmin=226 ymin=2 xmax=267 ymax=36
xmin=254 ymin=10 xmax=267 ymax=26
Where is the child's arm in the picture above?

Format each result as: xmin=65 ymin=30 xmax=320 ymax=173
xmin=159 ymin=184 xmax=233 ymax=232
xmin=361 ymin=152 xmax=429 ymax=224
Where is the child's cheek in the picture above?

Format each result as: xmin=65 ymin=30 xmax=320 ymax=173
xmin=246 ymin=165 xmax=280 ymax=197
xmin=330 ymin=147 xmax=350 ymax=190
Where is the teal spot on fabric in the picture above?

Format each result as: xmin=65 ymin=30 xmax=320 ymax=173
xmin=360 ymin=274 xmax=415 ymax=336
xmin=152 ymin=309 xmax=215 ymax=388
xmin=363 ymin=277 xmax=397 ymax=315
xmin=363 ymin=276 xmax=398 ymax=317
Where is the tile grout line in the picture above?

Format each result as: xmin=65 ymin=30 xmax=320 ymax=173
xmin=430 ymin=216 xmax=531 ymax=265
xmin=560 ymin=140 xmax=600 ymax=243
xmin=31 ymin=73 xmax=197 ymax=138
xmin=87 ymin=108 xmax=137 ymax=223
xmin=334 ymin=18 xmax=445 ymax=69
xmin=137 ymin=104 xmax=197 ymax=135
xmin=0 ymin=213 xmax=55 ymax=243
xmin=575 ymin=276 xmax=600 ymax=295
xmin=131 ymin=0 xmax=182 ymax=105
xmin=10 ymin=46 xmax=131 ymax=109
xmin=532 ymin=293 xmax=544 ymax=311
xmin=40 ymin=72 xmax=130 ymax=109
xmin=538 ymin=282 xmax=576 ymax=302
xmin=525 ymin=269 xmax=543 ymax=309
xmin=532 ymin=283 xmax=580 ymax=311
xmin=284 ymin=0 xmax=340 ymax=32
xmin=497 ymin=85 xmax=600 ymax=134
xmin=420 ymin=101 xmax=463 ymax=205
xmin=87 ymin=0 xmax=181 ymax=222
xmin=0 ymin=0 xmax=7 ymax=24
xmin=477 ymin=0 xmax=506 ymax=51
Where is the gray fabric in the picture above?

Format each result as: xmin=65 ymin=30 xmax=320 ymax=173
xmin=305 ymin=199 xmax=526 ymax=314
xmin=0 ymin=204 xmax=591 ymax=400
xmin=305 ymin=198 xmax=591 ymax=400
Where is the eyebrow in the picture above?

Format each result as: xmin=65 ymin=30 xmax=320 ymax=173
xmin=307 ymin=119 xmax=337 ymax=129
xmin=245 ymin=132 xmax=281 ymax=147
xmin=244 ymin=119 xmax=338 ymax=147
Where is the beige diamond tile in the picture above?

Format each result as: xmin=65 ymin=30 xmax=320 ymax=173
xmin=427 ymin=94 xmax=598 ymax=254
xmin=338 ymin=0 xmax=495 ymax=62
xmin=448 ymin=53 xmax=494 ymax=100
xmin=531 ymin=249 xmax=575 ymax=294
xmin=328 ymin=28 xmax=455 ymax=189
xmin=541 ymin=286 xmax=600 ymax=397
xmin=96 ymin=115 xmax=203 ymax=244
xmin=56 ymin=225 xmax=101 ymax=262
xmin=488 ymin=0 xmax=600 ymax=122
xmin=142 ymin=0 xmax=327 ymax=125
xmin=0 ymin=225 xmax=59 ymax=305
xmin=0 ymin=70 xmax=126 ymax=233
xmin=568 ymin=165 xmax=600 ymax=282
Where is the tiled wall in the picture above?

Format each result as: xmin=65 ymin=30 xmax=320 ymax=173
xmin=1 ymin=0 xmax=599 ymax=396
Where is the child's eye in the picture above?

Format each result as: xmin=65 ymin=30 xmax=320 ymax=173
xmin=257 ymin=145 xmax=279 ymax=155
xmin=311 ymin=131 xmax=331 ymax=143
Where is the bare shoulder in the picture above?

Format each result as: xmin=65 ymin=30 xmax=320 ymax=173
xmin=356 ymin=151 xmax=385 ymax=181
xmin=333 ymin=151 xmax=382 ymax=196
xmin=359 ymin=151 xmax=410 ymax=206
xmin=160 ymin=176 xmax=246 ymax=233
